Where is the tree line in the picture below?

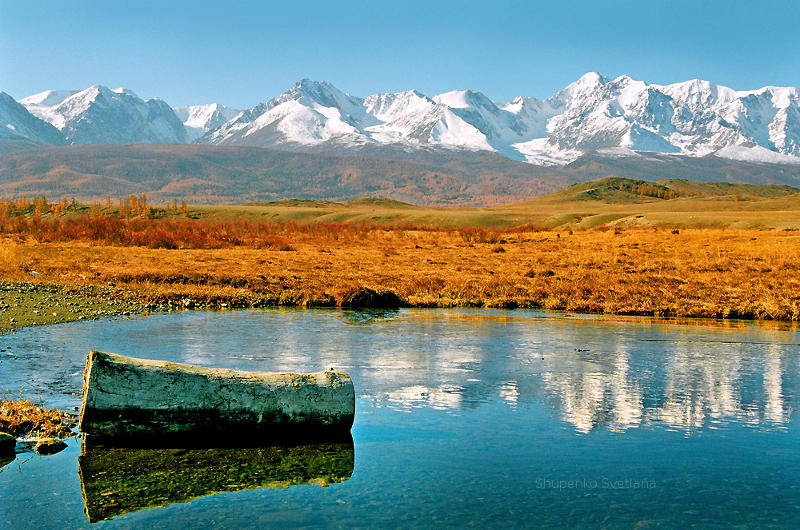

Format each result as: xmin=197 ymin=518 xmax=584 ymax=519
xmin=0 ymin=195 xmax=189 ymax=219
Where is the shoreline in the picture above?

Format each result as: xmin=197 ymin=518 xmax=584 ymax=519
xmin=0 ymin=282 xmax=150 ymax=333
xmin=3 ymin=280 xmax=798 ymax=335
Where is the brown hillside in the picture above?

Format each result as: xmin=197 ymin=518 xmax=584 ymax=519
xmin=2 ymin=141 xmax=799 ymax=206
xmin=0 ymin=143 xmax=570 ymax=206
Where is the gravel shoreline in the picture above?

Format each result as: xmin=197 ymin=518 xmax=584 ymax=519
xmin=0 ymin=282 xmax=152 ymax=333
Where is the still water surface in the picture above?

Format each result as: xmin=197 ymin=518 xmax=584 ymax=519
xmin=1 ymin=309 xmax=799 ymax=527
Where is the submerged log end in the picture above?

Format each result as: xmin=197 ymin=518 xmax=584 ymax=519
xmin=79 ymin=350 xmax=355 ymax=445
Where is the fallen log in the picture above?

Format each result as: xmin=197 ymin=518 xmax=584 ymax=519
xmin=78 ymin=350 xmax=355 ymax=444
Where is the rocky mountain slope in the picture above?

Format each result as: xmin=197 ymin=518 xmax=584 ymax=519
xmin=0 ymin=91 xmax=65 ymax=145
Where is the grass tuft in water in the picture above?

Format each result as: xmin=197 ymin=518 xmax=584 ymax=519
xmin=0 ymin=398 xmax=76 ymax=438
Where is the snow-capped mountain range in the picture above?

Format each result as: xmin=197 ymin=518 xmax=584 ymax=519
xmin=3 ymin=73 xmax=800 ymax=166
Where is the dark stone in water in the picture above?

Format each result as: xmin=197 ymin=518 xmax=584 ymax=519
xmin=0 ymin=432 xmax=15 ymax=455
xmin=340 ymin=287 xmax=405 ymax=309
xmin=0 ymin=454 xmax=14 ymax=469
xmin=35 ymin=437 xmax=67 ymax=455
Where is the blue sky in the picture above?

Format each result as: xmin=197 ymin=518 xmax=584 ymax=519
xmin=1 ymin=0 xmax=798 ymax=108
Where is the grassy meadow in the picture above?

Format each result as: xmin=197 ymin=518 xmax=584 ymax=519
xmin=1 ymin=178 xmax=799 ymax=323
xmin=154 ymin=180 xmax=800 ymax=230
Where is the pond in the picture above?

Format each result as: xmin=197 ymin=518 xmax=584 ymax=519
xmin=1 ymin=309 xmax=799 ymax=528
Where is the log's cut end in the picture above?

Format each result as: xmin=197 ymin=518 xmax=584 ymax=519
xmin=78 ymin=350 xmax=355 ymax=445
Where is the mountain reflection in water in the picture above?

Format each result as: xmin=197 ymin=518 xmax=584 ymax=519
xmin=539 ymin=344 xmax=792 ymax=433
xmin=350 ymin=313 xmax=798 ymax=435
xmin=78 ymin=439 xmax=354 ymax=522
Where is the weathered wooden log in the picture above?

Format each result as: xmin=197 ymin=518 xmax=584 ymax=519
xmin=78 ymin=351 xmax=355 ymax=444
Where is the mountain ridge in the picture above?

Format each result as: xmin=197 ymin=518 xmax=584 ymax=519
xmin=4 ymin=74 xmax=800 ymax=167
xmin=17 ymin=85 xmax=187 ymax=144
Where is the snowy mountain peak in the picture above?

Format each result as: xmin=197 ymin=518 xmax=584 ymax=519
xmin=294 ymin=78 xmax=335 ymax=92
xmin=20 ymin=84 xmax=187 ymax=144
xmin=201 ymin=79 xmax=373 ymax=147
xmin=504 ymin=96 xmax=526 ymax=109
xmin=363 ymin=90 xmax=434 ymax=121
xmin=579 ymin=71 xmax=606 ymax=83
xmin=433 ymin=89 xmax=495 ymax=110
xmin=568 ymin=71 xmax=608 ymax=93
xmin=111 ymin=87 xmax=138 ymax=97
xmin=175 ymin=103 xmax=241 ymax=141
xmin=84 ymin=84 xmax=112 ymax=98
xmin=19 ymin=89 xmax=78 ymax=108
xmin=659 ymin=78 xmax=737 ymax=106
xmin=278 ymin=79 xmax=358 ymax=108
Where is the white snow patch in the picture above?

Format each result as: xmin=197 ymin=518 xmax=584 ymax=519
xmin=596 ymin=146 xmax=642 ymax=158
xmin=19 ymin=89 xmax=78 ymax=107
xmin=512 ymin=138 xmax=583 ymax=166
xmin=430 ymin=109 xmax=493 ymax=150
xmin=433 ymin=90 xmax=473 ymax=109
xmin=715 ymin=145 xmax=800 ymax=165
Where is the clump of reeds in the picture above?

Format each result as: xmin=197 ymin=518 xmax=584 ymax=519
xmin=0 ymin=398 xmax=75 ymax=438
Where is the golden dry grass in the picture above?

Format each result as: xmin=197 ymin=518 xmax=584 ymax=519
xmin=0 ymin=398 xmax=75 ymax=438
xmin=3 ymin=226 xmax=799 ymax=321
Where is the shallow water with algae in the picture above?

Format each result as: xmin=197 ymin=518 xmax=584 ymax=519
xmin=1 ymin=309 xmax=799 ymax=527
